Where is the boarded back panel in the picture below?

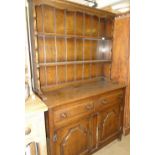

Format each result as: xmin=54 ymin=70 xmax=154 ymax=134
xmin=46 ymin=66 xmax=56 ymax=85
xmin=76 ymin=39 xmax=83 ymax=60
xmin=99 ymin=18 xmax=105 ymax=37
xmin=85 ymin=14 xmax=92 ymax=36
xmin=76 ymin=64 xmax=83 ymax=80
xmin=38 ymin=37 xmax=44 ymax=63
xmin=92 ymin=40 xmax=97 ymax=60
xmin=45 ymin=37 xmax=55 ymax=62
xmin=39 ymin=67 xmax=46 ymax=86
xmin=103 ymin=63 xmax=111 ymax=79
xmin=57 ymin=38 xmax=66 ymax=62
xmin=36 ymin=6 xmax=43 ymax=32
xmin=84 ymin=40 xmax=91 ymax=60
xmin=91 ymin=63 xmax=96 ymax=78
xmin=84 ymin=64 xmax=90 ymax=79
xmin=34 ymin=3 xmax=114 ymax=90
xmin=96 ymin=63 xmax=103 ymax=77
xmin=57 ymin=65 xmax=66 ymax=83
xmin=67 ymin=39 xmax=75 ymax=61
xmin=105 ymin=19 xmax=113 ymax=37
xmin=56 ymin=9 xmax=65 ymax=34
xmin=92 ymin=16 xmax=99 ymax=37
xmin=43 ymin=5 xmax=55 ymax=33
xmin=76 ymin=12 xmax=84 ymax=36
xmin=66 ymin=11 xmax=75 ymax=35
xmin=67 ymin=64 xmax=75 ymax=82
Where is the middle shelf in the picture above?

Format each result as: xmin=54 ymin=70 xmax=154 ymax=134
xmin=37 ymin=59 xmax=112 ymax=67
xmin=35 ymin=32 xmax=113 ymax=41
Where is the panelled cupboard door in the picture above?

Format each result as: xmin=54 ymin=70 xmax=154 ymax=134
xmin=98 ymin=103 xmax=120 ymax=145
xmin=53 ymin=116 xmax=93 ymax=155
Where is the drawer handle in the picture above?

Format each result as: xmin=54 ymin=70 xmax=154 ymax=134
xmin=60 ymin=112 xmax=68 ymax=119
xmin=85 ymin=104 xmax=93 ymax=110
xmin=25 ymin=127 xmax=31 ymax=135
xmin=101 ymin=99 xmax=108 ymax=104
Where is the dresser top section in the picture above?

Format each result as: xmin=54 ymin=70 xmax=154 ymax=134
xmin=30 ymin=0 xmax=115 ymax=18
xmin=42 ymin=78 xmax=126 ymax=108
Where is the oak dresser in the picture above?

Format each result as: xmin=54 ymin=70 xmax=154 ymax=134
xmin=27 ymin=0 xmax=126 ymax=154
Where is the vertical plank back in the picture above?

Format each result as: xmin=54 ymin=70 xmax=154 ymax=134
xmin=33 ymin=3 xmax=114 ymax=90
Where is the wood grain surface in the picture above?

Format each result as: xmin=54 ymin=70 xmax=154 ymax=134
xmin=111 ymin=14 xmax=130 ymax=135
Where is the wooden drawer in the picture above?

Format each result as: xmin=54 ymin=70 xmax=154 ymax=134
xmin=53 ymin=98 xmax=94 ymax=124
xmin=94 ymin=90 xmax=124 ymax=111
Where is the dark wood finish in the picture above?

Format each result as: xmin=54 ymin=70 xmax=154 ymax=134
xmin=42 ymin=79 xmax=125 ymax=108
xmin=94 ymin=90 xmax=123 ymax=112
xmin=28 ymin=1 xmax=128 ymax=155
xmin=43 ymin=80 xmax=125 ymax=155
xmin=98 ymin=103 xmax=120 ymax=145
xmin=53 ymin=98 xmax=93 ymax=124
xmin=111 ymin=14 xmax=130 ymax=135
xmin=31 ymin=0 xmax=115 ymax=18
xmin=29 ymin=0 xmax=114 ymax=92
xmin=53 ymin=116 xmax=93 ymax=155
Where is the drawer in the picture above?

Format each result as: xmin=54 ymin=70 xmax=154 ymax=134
xmin=94 ymin=90 xmax=124 ymax=111
xmin=53 ymin=98 xmax=94 ymax=123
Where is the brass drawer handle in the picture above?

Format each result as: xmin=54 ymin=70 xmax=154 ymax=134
xmin=60 ymin=112 xmax=68 ymax=119
xmin=101 ymin=99 xmax=108 ymax=104
xmin=25 ymin=127 xmax=31 ymax=136
xmin=85 ymin=104 xmax=93 ymax=110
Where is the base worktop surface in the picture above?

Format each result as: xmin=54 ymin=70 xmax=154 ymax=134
xmin=42 ymin=79 xmax=126 ymax=108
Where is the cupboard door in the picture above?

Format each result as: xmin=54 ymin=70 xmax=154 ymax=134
xmin=98 ymin=103 xmax=121 ymax=145
xmin=54 ymin=116 xmax=93 ymax=155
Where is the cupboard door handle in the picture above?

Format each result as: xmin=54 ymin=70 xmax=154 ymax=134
xmin=53 ymin=133 xmax=57 ymax=142
xmin=25 ymin=127 xmax=31 ymax=135
xmin=60 ymin=112 xmax=67 ymax=119
xmin=101 ymin=99 xmax=107 ymax=104
xmin=85 ymin=104 xmax=93 ymax=110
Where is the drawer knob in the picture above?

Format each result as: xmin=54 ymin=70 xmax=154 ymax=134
xmin=60 ymin=112 xmax=67 ymax=119
xmin=25 ymin=127 xmax=31 ymax=135
xmin=101 ymin=99 xmax=107 ymax=104
xmin=85 ymin=104 xmax=93 ymax=110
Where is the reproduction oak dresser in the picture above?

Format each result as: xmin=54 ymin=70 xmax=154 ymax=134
xmin=27 ymin=0 xmax=126 ymax=154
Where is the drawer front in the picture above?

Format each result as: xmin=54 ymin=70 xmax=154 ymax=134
xmin=53 ymin=98 xmax=94 ymax=123
xmin=94 ymin=90 xmax=124 ymax=111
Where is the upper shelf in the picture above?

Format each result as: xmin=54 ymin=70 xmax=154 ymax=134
xmin=35 ymin=32 xmax=113 ymax=40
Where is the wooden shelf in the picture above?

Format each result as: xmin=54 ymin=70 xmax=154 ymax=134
xmin=35 ymin=32 xmax=113 ymax=41
xmin=37 ymin=60 xmax=111 ymax=67
xmin=30 ymin=2 xmax=114 ymax=90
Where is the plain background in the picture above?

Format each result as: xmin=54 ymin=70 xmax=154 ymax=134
xmin=0 ymin=0 xmax=155 ymax=154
